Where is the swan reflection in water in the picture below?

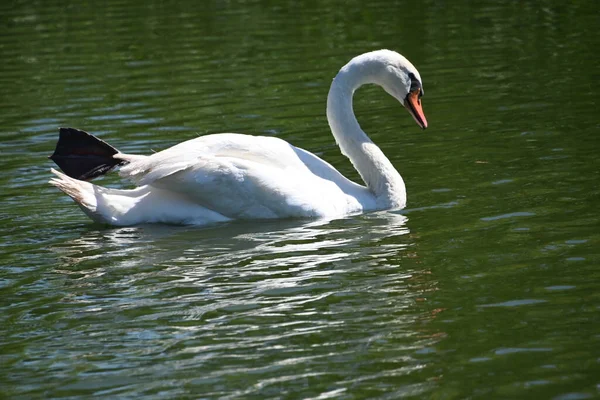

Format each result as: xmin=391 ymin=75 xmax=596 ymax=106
xmin=50 ymin=212 xmax=429 ymax=327
xmin=51 ymin=211 xmax=412 ymax=277
xmin=50 ymin=212 xmax=445 ymax=381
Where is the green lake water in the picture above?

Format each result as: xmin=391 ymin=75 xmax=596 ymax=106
xmin=1 ymin=0 xmax=599 ymax=398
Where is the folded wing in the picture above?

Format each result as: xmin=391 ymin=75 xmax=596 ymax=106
xmin=116 ymin=133 xmax=368 ymax=219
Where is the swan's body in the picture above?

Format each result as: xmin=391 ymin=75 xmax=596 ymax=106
xmin=49 ymin=50 xmax=428 ymax=226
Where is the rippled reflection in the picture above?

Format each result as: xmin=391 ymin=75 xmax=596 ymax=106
xmin=34 ymin=212 xmax=445 ymax=397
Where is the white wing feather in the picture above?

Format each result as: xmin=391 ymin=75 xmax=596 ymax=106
xmin=115 ymin=133 xmax=371 ymax=219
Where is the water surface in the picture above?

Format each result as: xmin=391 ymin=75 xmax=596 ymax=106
xmin=1 ymin=0 xmax=599 ymax=398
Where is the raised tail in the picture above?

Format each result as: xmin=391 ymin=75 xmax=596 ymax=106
xmin=49 ymin=127 xmax=125 ymax=180
xmin=49 ymin=167 xmax=147 ymax=225
xmin=49 ymin=168 xmax=107 ymax=222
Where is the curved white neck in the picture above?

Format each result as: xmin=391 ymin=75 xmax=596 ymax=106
xmin=326 ymin=61 xmax=406 ymax=208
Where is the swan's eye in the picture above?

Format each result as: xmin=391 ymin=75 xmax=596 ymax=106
xmin=413 ymin=88 xmax=422 ymax=105
xmin=408 ymin=72 xmax=423 ymax=98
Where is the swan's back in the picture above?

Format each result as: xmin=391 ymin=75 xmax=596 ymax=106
xmin=117 ymin=133 xmax=374 ymax=219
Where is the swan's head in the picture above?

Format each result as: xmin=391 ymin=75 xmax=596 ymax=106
xmin=342 ymin=50 xmax=428 ymax=129
xmin=378 ymin=50 xmax=428 ymax=129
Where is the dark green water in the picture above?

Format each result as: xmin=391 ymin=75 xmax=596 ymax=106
xmin=1 ymin=0 xmax=599 ymax=398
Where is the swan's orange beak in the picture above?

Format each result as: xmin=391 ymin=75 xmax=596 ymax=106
xmin=405 ymin=89 xmax=428 ymax=129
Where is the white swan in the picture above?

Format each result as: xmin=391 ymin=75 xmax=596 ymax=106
xmin=49 ymin=50 xmax=428 ymax=226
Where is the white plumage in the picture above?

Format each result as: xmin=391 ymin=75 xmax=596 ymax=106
xmin=50 ymin=50 xmax=428 ymax=226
